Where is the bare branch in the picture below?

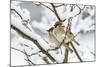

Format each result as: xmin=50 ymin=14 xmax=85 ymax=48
xmin=24 ymin=49 xmax=36 ymax=65
xmin=70 ymin=42 xmax=83 ymax=62
xmin=73 ymin=39 xmax=80 ymax=46
xmin=72 ymin=5 xmax=85 ymax=18
xmin=11 ymin=47 xmax=25 ymax=54
xmin=74 ymin=31 xmax=81 ymax=38
xmin=24 ymin=59 xmax=36 ymax=65
xmin=11 ymin=47 xmax=41 ymax=56
xmin=35 ymin=3 xmax=66 ymax=22
xmin=11 ymin=9 xmax=23 ymax=20
xmin=24 ymin=44 xmax=34 ymax=50
xmin=28 ymin=51 xmax=41 ymax=56
xmin=11 ymin=9 xmax=32 ymax=31
xmin=11 ymin=47 xmax=36 ymax=65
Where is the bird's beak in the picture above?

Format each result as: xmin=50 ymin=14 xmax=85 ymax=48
xmin=47 ymin=27 xmax=54 ymax=32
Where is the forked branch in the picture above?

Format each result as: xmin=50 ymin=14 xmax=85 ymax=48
xmin=11 ymin=9 xmax=32 ymax=31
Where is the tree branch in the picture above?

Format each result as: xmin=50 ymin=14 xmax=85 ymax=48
xmin=11 ymin=47 xmax=25 ymax=54
xmin=24 ymin=49 xmax=36 ymax=65
xmin=11 ymin=47 xmax=41 ymax=56
xmin=72 ymin=5 xmax=85 ymax=18
xmin=11 ymin=9 xmax=32 ymax=31
xmin=51 ymin=3 xmax=62 ymax=22
xmin=11 ymin=24 xmax=57 ymax=63
xmin=70 ymin=42 xmax=83 ymax=62
xmin=11 ymin=9 xmax=23 ymax=20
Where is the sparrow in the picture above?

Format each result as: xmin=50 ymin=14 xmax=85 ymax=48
xmin=47 ymin=22 xmax=73 ymax=53
xmin=53 ymin=22 xmax=65 ymax=41
xmin=47 ymin=27 xmax=60 ymax=47
xmin=64 ymin=17 xmax=80 ymax=45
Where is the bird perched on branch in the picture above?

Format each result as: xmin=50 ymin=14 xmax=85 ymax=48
xmin=53 ymin=22 xmax=65 ymax=40
xmin=47 ymin=27 xmax=59 ymax=47
xmin=64 ymin=18 xmax=80 ymax=45
xmin=47 ymin=22 xmax=73 ymax=53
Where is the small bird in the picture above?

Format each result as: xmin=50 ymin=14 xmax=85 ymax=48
xmin=64 ymin=19 xmax=74 ymax=43
xmin=53 ymin=22 xmax=65 ymax=41
xmin=65 ymin=32 xmax=74 ymax=43
xmin=47 ymin=22 xmax=65 ymax=42
xmin=47 ymin=27 xmax=60 ymax=47
xmin=64 ymin=21 xmax=80 ymax=46
xmin=47 ymin=22 xmax=65 ymax=47
xmin=47 ymin=26 xmax=73 ymax=53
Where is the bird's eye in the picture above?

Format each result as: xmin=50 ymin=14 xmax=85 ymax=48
xmin=62 ymin=25 xmax=65 ymax=28
xmin=69 ymin=32 xmax=72 ymax=34
xmin=47 ymin=27 xmax=54 ymax=32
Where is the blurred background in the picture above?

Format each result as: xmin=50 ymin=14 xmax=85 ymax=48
xmin=11 ymin=1 xmax=95 ymax=66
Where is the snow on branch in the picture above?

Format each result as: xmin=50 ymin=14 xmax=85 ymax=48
xmin=11 ymin=24 xmax=57 ymax=63
xmin=11 ymin=1 xmax=95 ymax=66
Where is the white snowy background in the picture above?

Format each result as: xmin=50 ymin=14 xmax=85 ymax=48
xmin=11 ymin=1 xmax=95 ymax=66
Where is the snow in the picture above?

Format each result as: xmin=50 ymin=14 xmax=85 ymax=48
xmin=11 ymin=1 xmax=95 ymax=66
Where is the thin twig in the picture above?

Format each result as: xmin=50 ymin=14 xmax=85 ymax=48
xmin=24 ymin=50 xmax=32 ymax=65
xmin=55 ymin=4 xmax=65 ymax=8
xmin=72 ymin=5 xmax=85 ymax=18
xmin=24 ymin=49 xmax=36 ymax=65
xmin=24 ymin=59 xmax=36 ymax=65
xmin=11 ymin=47 xmax=41 ymax=56
xmin=35 ymin=3 xmax=66 ymax=22
xmin=11 ymin=47 xmax=36 ymax=65
xmin=11 ymin=9 xmax=23 ymax=20
xmin=11 ymin=9 xmax=32 ymax=31
xmin=73 ymin=39 xmax=80 ymax=46
xmin=28 ymin=51 xmax=41 ymax=56
xmin=11 ymin=47 xmax=25 ymax=54
xmin=70 ymin=42 xmax=83 ymax=62
xmin=24 ymin=44 xmax=34 ymax=50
